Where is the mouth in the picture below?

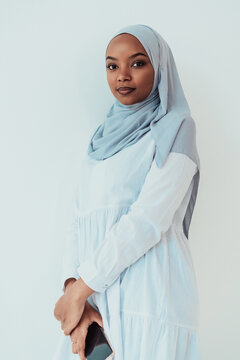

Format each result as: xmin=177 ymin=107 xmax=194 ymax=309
xmin=117 ymin=87 xmax=136 ymax=95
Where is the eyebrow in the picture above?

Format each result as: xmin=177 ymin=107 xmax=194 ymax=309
xmin=106 ymin=52 xmax=147 ymax=61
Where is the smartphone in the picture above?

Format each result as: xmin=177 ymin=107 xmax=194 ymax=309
xmin=85 ymin=321 xmax=114 ymax=360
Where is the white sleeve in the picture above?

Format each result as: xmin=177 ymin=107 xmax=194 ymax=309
xmin=60 ymin=184 xmax=80 ymax=293
xmin=77 ymin=152 xmax=198 ymax=293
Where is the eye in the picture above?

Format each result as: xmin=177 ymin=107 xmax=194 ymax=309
xmin=106 ymin=60 xmax=146 ymax=71
xmin=132 ymin=61 xmax=145 ymax=67
xmin=106 ymin=64 xmax=117 ymax=70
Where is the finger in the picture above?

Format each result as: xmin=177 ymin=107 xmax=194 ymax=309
xmin=75 ymin=326 xmax=88 ymax=359
xmin=72 ymin=340 xmax=80 ymax=355
xmin=97 ymin=314 xmax=104 ymax=329
xmin=63 ymin=318 xmax=79 ymax=336
xmin=78 ymin=348 xmax=87 ymax=360
xmin=71 ymin=334 xmax=87 ymax=359
xmin=63 ymin=327 xmax=70 ymax=336
xmin=61 ymin=321 xmax=69 ymax=336
xmin=72 ymin=342 xmax=84 ymax=357
xmin=71 ymin=340 xmax=78 ymax=354
xmin=92 ymin=310 xmax=104 ymax=329
xmin=62 ymin=321 xmax=71 ymax=336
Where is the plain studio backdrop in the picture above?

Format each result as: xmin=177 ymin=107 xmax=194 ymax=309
xmin=0 ymin=1 xmax=239 ymax=359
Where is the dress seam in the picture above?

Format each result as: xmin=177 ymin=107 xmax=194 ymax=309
xmin=106 ymin=310 xmax=198 ymax=330
xmin=77 ymin=205 xmax=184 ymax=232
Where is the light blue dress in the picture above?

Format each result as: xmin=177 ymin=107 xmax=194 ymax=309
xmin=52 ymin=130 xmax=201 ymax=360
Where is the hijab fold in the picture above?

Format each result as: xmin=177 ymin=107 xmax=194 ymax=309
xmin=87 ymin=24 xmax=200 ymax=239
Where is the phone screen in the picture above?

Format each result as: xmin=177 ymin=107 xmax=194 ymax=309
xmin=85 ymin=322 xmax=114 ymax=360
xmin=87 ymin=342 xmax=113 ymax=360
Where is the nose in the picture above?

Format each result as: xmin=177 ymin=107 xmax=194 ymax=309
xmin=117 ymin=68 xmax=131 ymax=82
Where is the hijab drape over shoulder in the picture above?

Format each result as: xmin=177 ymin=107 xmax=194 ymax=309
xmin=87 ymin=24 xmax=200 ymax=239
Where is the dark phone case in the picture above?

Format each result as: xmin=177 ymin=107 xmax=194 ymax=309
xmin=84 ymin=321 xmax=113 ymax=359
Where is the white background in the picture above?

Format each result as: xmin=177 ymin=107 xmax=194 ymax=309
xmin=0 ymin=1 xmax=239 ymax=359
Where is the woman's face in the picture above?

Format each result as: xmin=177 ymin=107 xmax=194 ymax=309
xmin=106 ymin=33 xmax=154 ymax=105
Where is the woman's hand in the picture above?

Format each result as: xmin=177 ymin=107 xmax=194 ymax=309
xmin=70 ymin=300 xmax=104 ymax=360
xmin=54 ymin=277 xmax=95 ymax=336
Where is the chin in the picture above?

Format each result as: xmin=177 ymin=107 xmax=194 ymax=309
xmin=117 ymin=97 xmax=138 ymax=105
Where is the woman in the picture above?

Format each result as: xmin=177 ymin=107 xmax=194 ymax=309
xmin=53 ymin=24 xmax=201 ymax=360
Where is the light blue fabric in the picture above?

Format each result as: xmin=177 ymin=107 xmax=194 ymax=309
xmin=87 ymin=24 xmax=200 ymax=239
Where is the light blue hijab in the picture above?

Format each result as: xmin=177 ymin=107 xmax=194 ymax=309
xmin=87 ymin=24 xmax=200 ymax=239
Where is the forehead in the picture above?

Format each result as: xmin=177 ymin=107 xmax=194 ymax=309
xmin=106 ymin=33 xmax=147 ymax=55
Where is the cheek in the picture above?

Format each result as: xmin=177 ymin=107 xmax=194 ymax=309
xmin=138 ymin=70 xmax=154 ymax=90
xmin=107 ymin=74 xmax=115 ymax=90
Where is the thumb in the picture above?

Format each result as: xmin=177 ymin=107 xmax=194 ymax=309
xmin=93 ymin=311 xmax=104 ymax=329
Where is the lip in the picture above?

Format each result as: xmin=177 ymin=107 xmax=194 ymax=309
xmin=117 ymin=87 xmax=136 ymax=95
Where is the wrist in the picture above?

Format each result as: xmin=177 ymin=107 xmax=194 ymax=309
xmin=74 ymin=277 xmax=95 ymax=301
xmin=64 ymin=278 xmax=77 ymax=293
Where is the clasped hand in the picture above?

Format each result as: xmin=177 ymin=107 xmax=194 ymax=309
xmin=54 ymin=278 xmax=94 ymax=336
